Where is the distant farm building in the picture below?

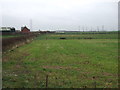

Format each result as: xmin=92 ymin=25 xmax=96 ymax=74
xmin=55 ymin=30 xmax=65 ymax=34
xmin=0 ymin=27 xmax=15 ymax=32
xmin=21 ymin=26 xmax=30 ymax=33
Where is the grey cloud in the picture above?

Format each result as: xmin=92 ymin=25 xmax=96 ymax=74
xmin=1 ymin=0 xmax=118 ymax=31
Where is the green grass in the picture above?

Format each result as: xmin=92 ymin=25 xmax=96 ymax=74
xmin=62 ymin=31 xmax=118 ymax=35
xmin=2 ymin=34 xmax=118 ymax=88
xmin=38 ymin=33 xmax=118 ymax=39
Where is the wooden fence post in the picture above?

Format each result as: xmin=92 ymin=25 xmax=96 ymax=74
xmin=93 ymin=76 xmax=97 ymax=89
xmin=46 ymin=75 xmax=48 ymax=88
xmin=94 ymin=81 xmax=96 ymax=88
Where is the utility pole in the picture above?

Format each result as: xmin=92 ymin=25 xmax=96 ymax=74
xmin=91 ymin=27 xmax=93 ymax=32
xmin=78 ymin=26 xmax=80 ymax=32
xmin=82 ymin=26 xmax=84 ymax=32
xmin=86 ymin=27 xmax=88 ymax=32
xmin=78 ymin=26 xmax=80 ymax=34
xmin=118 ymin=1 xmax=120 ymax=31
xmin=30 ymin=19 xmax=32 ymax=31
xmin=102 ymin=25 xmax=104 ymax=31
xmin=97 ymin=26 xmax=99 ymax=32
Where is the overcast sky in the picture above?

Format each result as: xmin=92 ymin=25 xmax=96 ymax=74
xmin=0 ymin=0 xmax=119 ymax=31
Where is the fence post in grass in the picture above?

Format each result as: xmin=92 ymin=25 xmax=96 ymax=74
xmin=93 ymin=76 xmax=96 ymax=89
xmin=46 ymin=75 xmax=48 ymax=88
xmin=94 ymin=81 xmax=96 ymax=89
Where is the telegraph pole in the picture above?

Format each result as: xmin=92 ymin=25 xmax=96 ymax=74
xmin=91 ymin=27 xmax=93 ymax=32
xmin=78 ymin=26 xmax=80 ymax=31
xmin=82 ymin=26 xmax=84 ymax=32
xmin=102 ymin=25 xmax=104 ymax=31
xmin=118 ymin=1 xmax=120 ymax=31
xmin=97 ymin=26 xmax=99 ymax=32
xmin=30 ymin=19 xmax=32 ymax=31
xmin=86 ymin=27 xmax=88 ymax=32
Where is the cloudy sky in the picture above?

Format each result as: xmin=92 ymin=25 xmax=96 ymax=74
xmin=0 ymin=0 xmax=119 ymax=31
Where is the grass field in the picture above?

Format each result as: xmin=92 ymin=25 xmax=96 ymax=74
xmin=2 ymin=33 xmax=118 ymax=88
xmin=38 ymin=32 xmax=118 ymax=39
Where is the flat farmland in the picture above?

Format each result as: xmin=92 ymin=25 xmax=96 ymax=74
xmin=3 ymin=34 xmax=118 ymax=88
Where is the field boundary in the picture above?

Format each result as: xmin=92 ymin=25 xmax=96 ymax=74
xmin=2 ymin=34 xmax=38 ymax=52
